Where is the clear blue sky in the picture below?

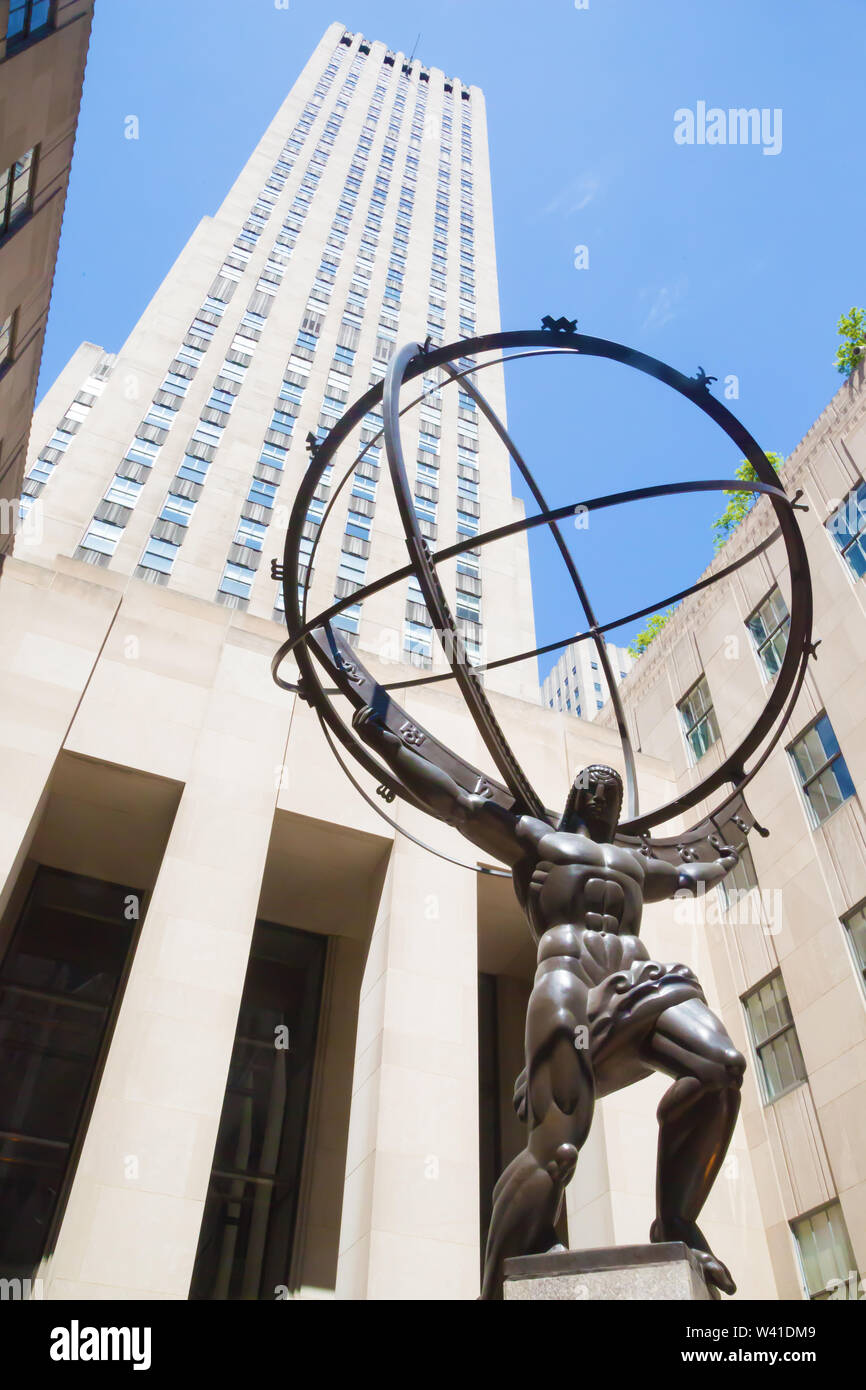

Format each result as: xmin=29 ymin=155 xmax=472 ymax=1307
xmin=42 ymin=0 xmax=865 ymax=670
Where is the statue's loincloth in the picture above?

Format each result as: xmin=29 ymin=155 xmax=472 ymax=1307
xmin=549 ymin=929 xmax=706 ymax=1066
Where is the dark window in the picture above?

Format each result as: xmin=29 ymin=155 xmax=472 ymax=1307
xmin=678 ymin=676 xmax=720 ymax=763
xmin=5 ymin=0 xmax=55 ymax=49
xmin=0 ymin=309 xmax=15 ymax=368
xmin=0 ymin=148 xmax=36 ymax=236
xmin=742 ymin=972 xmax=807 ymax=1103
xmin=791 ymin=1202 xmax=859 ymax=1299
xmin=0 ymin=866 xmax=143 ymax=1280
xmin=842 ymin=901 xmax=866 ymax=992
xmin=189 ymin=920 xmax=327 ymax=1300
xmin=789 ymin=713 xmax=855 ymax=826
xmin=825 ymin=480 xmax=866 ymax=579
xmin=746 ymin=587 xmax=790 ymax=679
xmin=717 ymin=840 xmax=759 ymax=914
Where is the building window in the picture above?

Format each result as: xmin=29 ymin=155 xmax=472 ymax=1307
xmin=218 ymin=562 xmax=253 ymax=600
xmin=235 ymin=518 xmax=267 ymax=552
xmin=140 ymin=536 xmax=179 ymax=575
xmin=677 ymin=676 xmax=719 ymax=763
xmin=345 ymin=509 xmax=371 ymax=541
xmin=789 ymin=714 xmax=855 ymax=826
xmin=332 ymin=601 xmax=361 ymax=635
xmin=159 ymin=493 xmax=195 ymax=527
xmin=179 ymin=454 xmax=209 ymax=485
xmin=743 ymin=972 xmax=807 ymax=1103
xmin=826 ymin=480 xmax=866 ymax=579
xmin=80 ymin=518 xmax=123 ymax=557
xmin=0 ymin=309 xmax=15 ymax=367
xmin=791 ymin=1203 xmax=859 ymax=1300
xmin=5 ymin=0 xmax=55 ymax=49
xmin=188 ymin=920 xmax=327 ymax=1300
xmin=104 ymin=475 xmax=142 ymax=509
xmin=0 ymin=148 xmax=36 ymax=237
xmin=0 ymin=865 xmax=144 ymax=1281
xmin=717 ymin=840 xmax=759 ymax=915
xmin=248 ymin=479 xmax=277 ymax=510
xmin=746 ymin=587 xmax=790 ymax=679
xmin=841 ymin=901 xmax=866 ymax=992
xmin=404 ymin=619 xmax=432 ymax=660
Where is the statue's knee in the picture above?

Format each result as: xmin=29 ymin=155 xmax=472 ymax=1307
xmin=704 ymin=1043 xmax=746 ymax=1093
xmin=545 ymin=1143 xmax=578 ymax=1187
xmin=724 ymin=1046 xmax=746 ymax=1089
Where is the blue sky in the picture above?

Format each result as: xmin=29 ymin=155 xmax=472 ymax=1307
xmin=42 ymin=0 xmax=865 ymax=671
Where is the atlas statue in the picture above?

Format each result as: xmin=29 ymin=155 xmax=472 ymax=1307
xmin=272 ymin=326 xmax=815 ymax=1302
xmin=352 ymin=707 xmax=744 ymax=1298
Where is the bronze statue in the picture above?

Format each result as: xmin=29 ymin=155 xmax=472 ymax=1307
xmin=274 ymin=327 xmax=815 ymax=1302
xmin=353 ymin=707 xmax=744 ymax=1300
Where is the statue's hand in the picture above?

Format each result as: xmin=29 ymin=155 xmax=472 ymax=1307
xmin=352 ymin=704 xmax=398 ymax=751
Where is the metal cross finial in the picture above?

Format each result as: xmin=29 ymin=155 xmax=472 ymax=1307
xmin=542 ymin=314 xmax=578 ymax=333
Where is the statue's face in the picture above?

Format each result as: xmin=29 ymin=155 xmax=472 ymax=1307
xmin=561 ymin=766 xmax=623 ymax=842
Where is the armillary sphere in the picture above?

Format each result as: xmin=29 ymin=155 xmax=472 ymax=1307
xmin=271 ymin=325 xmax=814 ymax=878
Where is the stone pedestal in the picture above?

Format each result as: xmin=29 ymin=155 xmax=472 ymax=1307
xmin=503 ymin=1243 xmax=718 ymax=1300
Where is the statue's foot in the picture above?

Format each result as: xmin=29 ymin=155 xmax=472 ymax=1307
xmin=650 ymin=1217 xmax=736 ymax=1296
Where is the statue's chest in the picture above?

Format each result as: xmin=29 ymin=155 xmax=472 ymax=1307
xmin=513 ymin=835 xmax=642 ymax=932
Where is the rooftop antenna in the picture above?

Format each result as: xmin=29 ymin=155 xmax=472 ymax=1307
xmin=407 ymin=32 xmax=421 ymax=65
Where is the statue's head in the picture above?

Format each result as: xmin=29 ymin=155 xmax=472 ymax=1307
xmin=558 ymin=764 xmax=623 ymax=842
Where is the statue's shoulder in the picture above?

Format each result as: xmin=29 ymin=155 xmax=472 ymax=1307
xmin=603 ymin=839 xmax=645 ymax=876
xmin=515 ymin=815 xmax=559 ymax=850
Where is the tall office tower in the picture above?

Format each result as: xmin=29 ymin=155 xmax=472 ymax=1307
xmin=19 ymin=19 xmax=536 ymax=699
xmin=541 ymin=637 xmax=635 ymax=720
xmin=0 ymin=0 xmax=94 ymax=556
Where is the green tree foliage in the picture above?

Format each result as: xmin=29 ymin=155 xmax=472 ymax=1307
xmin=712 ymin=452 xmax=784 ymax=552
xmin=628 ymin=607 xmax=677 ymax=658
xmin=834 ymin=306 xmax=866 ymax=376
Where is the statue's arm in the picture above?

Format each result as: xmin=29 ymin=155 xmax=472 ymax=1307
xmin=642 ymin=845 xmax=739 ymax=902
xmin=352 ymin=705 xmax=524 ymax=866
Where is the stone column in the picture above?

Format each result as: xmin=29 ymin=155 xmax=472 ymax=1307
xmin=336 ymin=828 xmax=481 ymax=1299
xmin=44 ymin=635 xmax=290 ymax=1299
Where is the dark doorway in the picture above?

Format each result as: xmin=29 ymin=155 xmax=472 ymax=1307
xmin=0 ymin=866 xmax=144 ymax=1280
xmin=189 ymin=920 xmax=327 ymax=1300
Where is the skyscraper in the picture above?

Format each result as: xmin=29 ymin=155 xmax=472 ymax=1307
xmin=542 ymin=637 xmax=635 ymax=720
xmin=19 ymin=19 xmax=536 ymax=702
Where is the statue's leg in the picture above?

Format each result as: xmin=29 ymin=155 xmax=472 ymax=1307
xmin=642 ymin=996 xmax=745 ymax=1295
xmin=479 ymin=967 xmax=593 ymax=1300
